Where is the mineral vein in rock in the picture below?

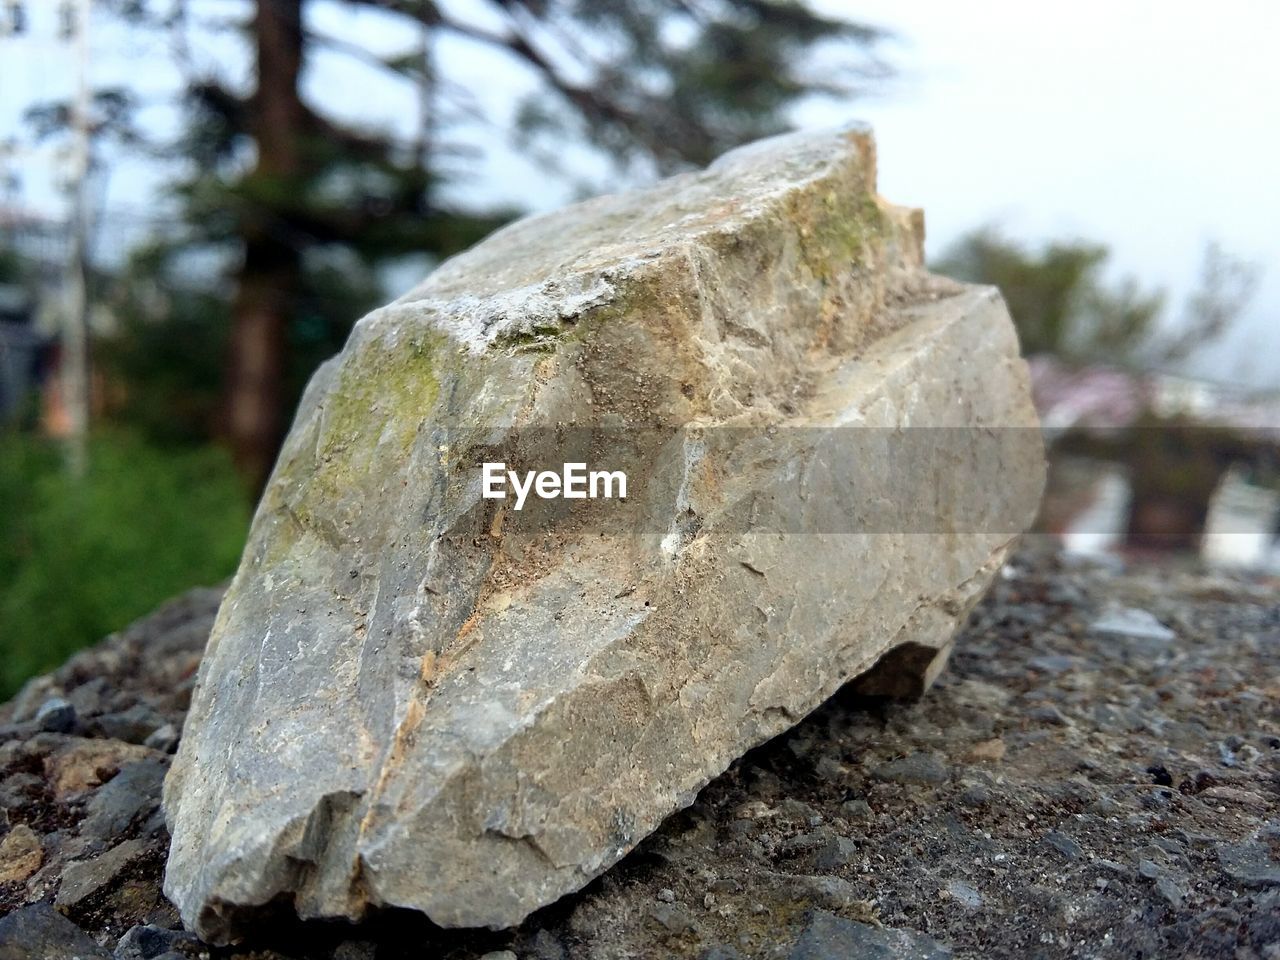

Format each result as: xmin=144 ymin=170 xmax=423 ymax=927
xmin=162 ymin=126 xmax=1045 ymax=941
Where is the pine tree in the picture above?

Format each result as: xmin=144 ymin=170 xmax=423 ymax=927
xmin=75 ymin=0 xmax=890 ymax=486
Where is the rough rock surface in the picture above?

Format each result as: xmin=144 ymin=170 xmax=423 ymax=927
xmin=1 ymin=549 xmax=1277 ymax=958
xmin=159 ymin=126 xmax=1044 ymax=939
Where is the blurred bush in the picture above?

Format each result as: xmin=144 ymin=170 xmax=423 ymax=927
xmin=0 ymin=430 xmax=250 ymax=698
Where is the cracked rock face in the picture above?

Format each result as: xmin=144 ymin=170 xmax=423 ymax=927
xmin=162 ymin=126 xmax=1045 ymax=941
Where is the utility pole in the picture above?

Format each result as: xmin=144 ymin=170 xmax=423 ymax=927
xmin=415 ymin=26 xmax=432 ymax=179
xmin=61 ymin=0 xmax=92 ymax=477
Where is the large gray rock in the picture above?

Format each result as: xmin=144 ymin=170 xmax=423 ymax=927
xmin=162 ymin=126 xmax=1045 ymax=941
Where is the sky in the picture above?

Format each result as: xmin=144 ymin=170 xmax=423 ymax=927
xmin=826 ymin=0 xmax=1280 ymax=390
xmin=1 ymin=0 xmax=1277 ymax=389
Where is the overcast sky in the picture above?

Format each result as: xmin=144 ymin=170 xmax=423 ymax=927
xmin=2 ymin=0 xmax=1277 ymax=388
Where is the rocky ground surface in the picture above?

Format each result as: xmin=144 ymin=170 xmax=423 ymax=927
xmin=0 ymin=545 xmax=1276 ymax=960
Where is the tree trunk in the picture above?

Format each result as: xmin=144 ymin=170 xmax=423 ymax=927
xmin=224 ymin=0 xmax=306 ymax=490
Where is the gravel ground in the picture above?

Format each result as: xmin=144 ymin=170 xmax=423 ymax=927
xmin=0 ymin=545 xmax=1277 ymax=959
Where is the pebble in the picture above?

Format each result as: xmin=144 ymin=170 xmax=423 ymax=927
xmin=0 ymin=824 xmax=43 ymax=884
xmin=1217 ymin=833 xmax=1280 ymax=888
xmin=1155 ymin=874 xmax=1186 ymax=908
xmin=0 ymin=903 xmax=112 ymax=959
xmin=813 ymin=835 xmax=858 ymax=871
xmin=946 ymin=878 xmax=984 ymax=908
xmin=1028 ymin=704 xmax=1069 ymax=726
xmin=55 ymin=838 xmax=151 ymax=909
xmin=95 ymin=705 xmax=166 ymax=745
xmin=1091 ymin=606 xmax=1176 ymax=643
xmin=80 ymin=760 xmax=166 ymax=840
xmin=788 ymin=910 xmax=953 ymax=960
xmin=332 ymin=942 xmax=378 ymax=960
xmin=1027 ymin=654 xmax=1077 ymax=674
xmin=34 ymin=697 xmax=77 ymax=734
xmin=839 ymin=798 xmax=872 ymax=819
xmin=114 ymin=923 xmax=200 ymax=959
xmin=649 ymin=902 xmax=697 ymax=934
xmin=871 ymin=752 xmax=949 ymax=786
xmin=959 ymin=781 xmax=991 ymax=807
xmin=1045 ymin=831 xmax=1083 ymax=859
xmin=43 ymin=738 xmax=157 ymax=799
xmin=143 ymin=724 xmax=180 ymax=753
xmin=527 ymin=928 xmax=567 ymax=960
xmin=0 ymin=772 xmax=43 ymax=809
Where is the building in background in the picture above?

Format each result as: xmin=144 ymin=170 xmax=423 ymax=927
xmin=0 ymin=278 xmax=46 ymax=422
xmin=1033 ymin=357 xmax=1280 ymax=571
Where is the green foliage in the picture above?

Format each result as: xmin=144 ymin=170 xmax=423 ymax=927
xmin=0 ymin=244 xmax=37 ymax=290
xmin=98 ymin=244 xmax=391 ymax=447
xmin=936 ymin=228 xmax=1257 ymax=371
xmin=0 ymin=431 xmax=251 ymax=698
xmin=517 ymin=0 xmax=889 ymax=174
xmin=935 ymin=227 xmax=1165 ymax=366
xmin=97 ymin=247 xmax=232 ymax=445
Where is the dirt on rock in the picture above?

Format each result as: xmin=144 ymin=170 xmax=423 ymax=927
xmin=0 ymin=546 xmax=1277 ymax=959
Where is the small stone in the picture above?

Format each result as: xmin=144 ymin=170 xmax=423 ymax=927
xmin=64 ymin=677 xmax=109 ymax=718
xmin=96 ymin=706 xmax=166 ymax=746
xmin=1217 ymin=834 xmax=1280 ymax=888
xmin=871 ymin=752 xmax=949 ymax=786
xmin=1155 ymin=875 xmax=1186 ymax=908
xmin=789 ymin=910 xmax=953 ymax=960
xmin=0 ymin=824 xmax=43 ymax=884
xmin=56 ymin=838 xmax=150 ymax=909
xmin=478 ymin=953 xmax=518 ymax=960
xmin=1045 ymin=831 xmax=1083 ymax=859
xmin=945 ymin=878 xmax=983 ymax=909
xmin=526 ymin=929 xmax=567 ymax=960
xmin=114 ymin=923 xmax=199 ymax=960
xmin=779 ymin=829 xmax=828 ymax=858
xmin=657 ymin=887 xmax=676 ymax=903
xmin=80 ymin=760 xmax=166 ymax=840
xmin=813 ymin=835 xmax=858 ymax=871
xmin=650 ymin=902 xmax=697 ymax=934
xmin=1200 ymin=785 xmax=1268 ymax=810
xmin=778 ymin=798 xmax=821 ymax=823
xmin=143 ymin=724 xmax=179 ymax=754
xmin=0 ymin=903 xmax=111 ymax=959
xmin=959 ymin=781 xmax=991 ymax=807
xmin=839 ymin=798 xmax=872 ymax=819
xmin=1091 ymin=607 xmax=1175 ymax=643
xmin=1027 ymin=704 xmax=1068 ymax=726
xmin=0 ymin=772 xmax=42 ymax=810
xmin=35 ymin=697 xmax=76 ymax=734
xmin=44 ymin=739 xmax=158 ymax=799
xmin=1137 ymin=858 xmax=1162 ymax=880
xmin=1027 ymin=654 xmax=1077 ymax=674
xmin=783 ymin=876 xmax=872 ymax=914
xmin=964 ymin=738 xmax=1006 ymax=763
